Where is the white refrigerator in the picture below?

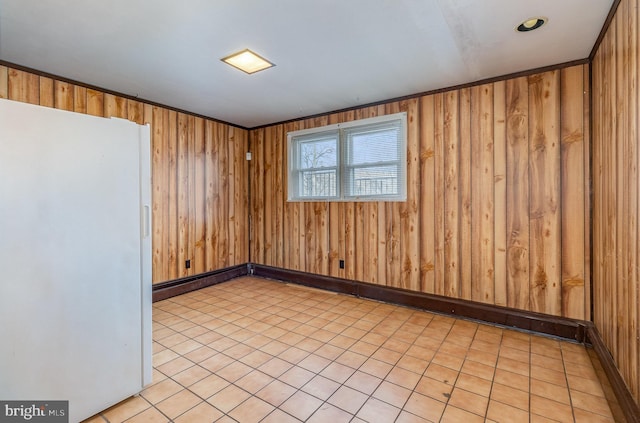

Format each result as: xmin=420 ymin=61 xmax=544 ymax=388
xmin=0 ymin=98 xmax=152 ymax=422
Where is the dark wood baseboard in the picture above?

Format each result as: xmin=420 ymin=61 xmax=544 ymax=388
xmin=152 ymin=264 xmax=248 ymax=302
xmin=586 ymin=326 xmax=640 ymax=423
xmin=251 ymin=264 xmax=588 ymax=342
xmin=154 ymin=263 xmax=640 ymax=419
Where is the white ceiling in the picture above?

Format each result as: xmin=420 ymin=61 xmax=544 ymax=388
xmin=0 ymin=0 xmax=613 ymax=128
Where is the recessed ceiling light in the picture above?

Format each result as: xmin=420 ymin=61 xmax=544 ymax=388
xmin=221 ymin=49 xmax=275 ymax=74
xmin=516 ymin=17 xmax=547 ymax=32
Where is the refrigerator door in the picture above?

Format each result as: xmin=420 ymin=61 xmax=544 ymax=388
xmin=0 ymin=98 xmax=152 ymax=422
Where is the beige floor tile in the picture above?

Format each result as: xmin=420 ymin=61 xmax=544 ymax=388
xmin=486 ymin=399 xmax=530 ymax=422
xmin=154 ymin=390 xmax=201 ymax=420
xmin=140 ymin=378 xmax=183 ymax=404
xmin=403 ymin=391 xmax=446 ymax=422
xmin=360 ymin=357 xmax=394 ymax=379
xmin=454 ymin=372 xmax=492 ymax=397
xmin=372 ymin=380 xmax=412 ymax=408
xmin=493 ymin=368 xmax=530 ymax=392
xmin=173 ymin=402 xmax=223 ymax=423
xmin=424 ymin=363 xmax=459 ymax=385
xmin=216 ymin=360 xmax=253 ymax=383
xmin=279 ymin=390 xmax=323 ymax=421
xmin=490 ymin=382 xmax=529 ymax=411
xmin=171 ymin=365 xmax=211 ymax=387
xmin=227 ymin=396 xmax=275 ymax=423
xmin=385 ymin=366 xmax=422 ymax=390
xmin=279 ymin=365 xmax=315 ymax=388
xmin=440 ymin=405 xmax=485 ymax=423
xmin=432 ymin=351 xmax=465 ymax=371
xmin=530 ymin=394 xmax=574 ymax=422
xmin=496 ymin=356 xmax=529 ymax=377
xmin=327 ymin=385 xmax=369 ymax=414
xmin=307 ymin=403 xmax=353 ymax=423
xmin=256 ymin=379 xmax=297 ymax=406
xmin=356 ymin=397 xmax=401 ymax=422
xmin=530 ymin=378 xmax=571 ymax=404
xmin=182 ymin=345 xmax=217 ymax=363
xmin=319 ymin=361 xmax=356 ymax=384
xmin=102 ymin=396 xmax=150 ymax=423
xmin=395 ymin=354 xmax=430 ymax=374
xmin=123 ymin=407 xmax=169 ymax=423
xmin=261 ymin=409 xmax=302 ymax=423
xmin=570 ymin=389 xmax=616 ymax=418
xmin=206 ymin=384 xmax=251 ymax=413
xmin=335 ymin=350 xmax=368 ymax=369
xmin=573 ymin=407 xmax=616 ymax=422
xmin=189 ymin=373 xmax=230 ymax=399
xmin=301 ymin=374 xmax=341 ymax=400
xmin=447 ymin=387 xmax=489 ymax=417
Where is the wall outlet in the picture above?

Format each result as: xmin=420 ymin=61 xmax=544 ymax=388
xmin=339 ymin=260 xmax=345 ymax=269
xmin=185 ymin=260 xmax=191 ymax=269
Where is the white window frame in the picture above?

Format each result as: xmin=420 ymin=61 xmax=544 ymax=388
xmin=287 ymin=112 xmax=407 ymax=202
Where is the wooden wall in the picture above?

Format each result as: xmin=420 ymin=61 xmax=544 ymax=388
xmin=250 ymin=65 xmax=590 ymax=320
xmin=592 ymin=0 xmax=640 ymax=402
xmin=0 ymin=65 xmax=249 ymax=284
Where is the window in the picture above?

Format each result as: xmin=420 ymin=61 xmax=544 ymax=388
xmin=288 ymin=112 xmax=406 ymax=201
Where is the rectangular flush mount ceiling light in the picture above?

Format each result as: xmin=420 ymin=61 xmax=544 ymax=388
xmin=221 ymin=49 xmax=275 ymax=74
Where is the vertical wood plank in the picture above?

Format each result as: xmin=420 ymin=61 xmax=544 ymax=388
xmin=615 ymin=3 xmax=629 ymax=380
xmin=218 ymin=123 xmax=230 ymax=268
xmin=627 ymin=0 xmax=638 ymax=396
xmin=73 ymin=86 xmax=87 ymax=114
xmin=8 ymin=69 xmax=39 ymax=104
xmin=560 ymin=66 xmax=586 ymax=320
xmin=405 ymin=98 xmax=421 ymax=291
xmin=39 ymin=77 xmax=54 ymax=108
xmin=104 ymin=93 xmax=127 ymax=118
xmin=274 ymin=125 xmax=285 ymax=268
xmin=506 ymin=77 xmax=530 ymax=310
xmin=205 ymin=121 xmax=217 ymax=271
xmin=433 ymin=93 xmax=445 ymax=295
xmin=0 ymin=66 xmax=8 ymax=99
xmin=528 ymin=71 xmax=561 ymax=315
xmin=167 ymin=111 xmax=179 ymax=279
xmin=193 ymin=117 xmax=206 ymax=275
xmin=127 ymin=100 xmax=144 ymax=125
xmin=54 ymin=81 xmax=74 ymax=111
xmin=386 ymin=103 xmax=402 ymax=288
xmin=419 ymin=95 xmax=435 ymax=293
xmin=493 ymin=81 xmax=507 ymax=307
xmin=443 ymin=90 xmax=460 ymax=297
xmin=459 ymin=88 xmax=473 ymax=301
xmin=471 ymin=84 xmax=495 ymax=304
xmin=152 ymin=107 xmax=168 ymax=282
xmin=86 ymin=89 xmax=104 ymax=117
xmin=253 ymin=128 xmax=265 ymax=266
xmin=582 ymin=65 xmax=591 ymax=325
xmin=263 ymin=127 xmax=274 ymax=266
xmin=176 ymin=113 xmax=190 ymax=278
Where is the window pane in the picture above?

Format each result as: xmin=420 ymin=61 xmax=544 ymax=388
xmin=347 ymin=124 xmax=399 ymax=165
xmin=349 ymin=165 xmax=398 ymax=196
xmin=300 ymin=169 xmax=337 ymax=197
xmin=299 ymin=136 xmax=337 ymax=169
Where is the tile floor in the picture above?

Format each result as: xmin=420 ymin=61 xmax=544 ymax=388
xmin=85 ymin=276 xmax=617 ymax=422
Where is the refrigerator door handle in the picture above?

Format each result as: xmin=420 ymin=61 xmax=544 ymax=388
xmin=143 ymin=205 xmax=150 ymax=238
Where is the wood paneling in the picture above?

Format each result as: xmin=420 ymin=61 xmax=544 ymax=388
xmin=249 ymin=65 xmax=589 ymax=319
xmin=0 ymin=65 xmax=249 ymax=284
xmin=592 ymin=0 xmax=640 ymax=403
